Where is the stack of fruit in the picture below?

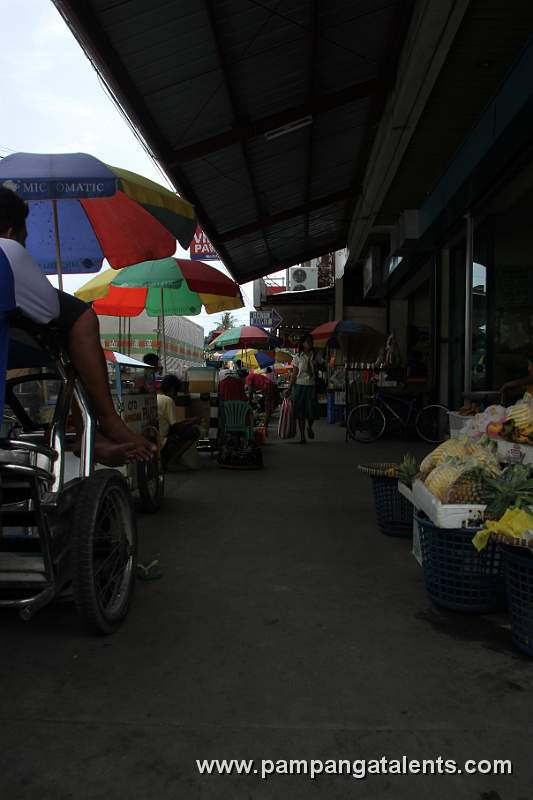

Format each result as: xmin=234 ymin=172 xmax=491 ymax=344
xmin=484 ymin=399 xmax=533 ymax=444
xmin=419 ymin=439 xmax=500 ymax=504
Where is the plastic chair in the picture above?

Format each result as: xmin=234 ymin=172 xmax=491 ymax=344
xmin=221 ymin=400 xmax=254 ymax=441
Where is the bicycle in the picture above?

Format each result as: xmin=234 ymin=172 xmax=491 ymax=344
xmin=347 ymin=390 xmax=449 ymax=444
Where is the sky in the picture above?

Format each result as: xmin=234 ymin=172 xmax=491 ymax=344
xmin=0 ymin=0 xmax=255 ymax=336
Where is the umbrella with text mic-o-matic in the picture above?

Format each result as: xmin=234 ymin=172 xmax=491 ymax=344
xmin=0 ymin=151 xmax=196 ymax=289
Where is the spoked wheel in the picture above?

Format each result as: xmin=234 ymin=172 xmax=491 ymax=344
xmin=347 ymin=403 xmax=386 ymax=443
xmin=72 ymin=470 xmax=137 ymax=634
xmin=416 ymin=404 xmax=450 ymax=444
xmin=137 ymin=426 xmax=164 ymax=513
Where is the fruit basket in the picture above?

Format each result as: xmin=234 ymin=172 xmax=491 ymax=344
xmin=501 ymin=544 xmax=533 ymax=657
xmin=358 ymin=463 xmax=413 ymax=538
xmin=416 ymin=514 xmax=506 ymax=613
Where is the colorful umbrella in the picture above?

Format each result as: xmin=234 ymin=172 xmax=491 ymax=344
xmin=91 ymin=284 xmax=242 ymax=317
xmin=208 ymin=326 xmax=279 ymax=351
xmin=76 ymin=258 xmax=242 ymax=307
xmin=77 ymin=258 xmax=243 ymax=316
xmin=0 ymin=152 xmax=196 ymax=288
xmin=311 ymin=320 xmax=384 ymax=349
xmin=222 ymin=350 xmax=276 ymax=369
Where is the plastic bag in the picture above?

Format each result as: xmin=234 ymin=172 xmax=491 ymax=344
xmin=278 ymin=397 xmax=296 ymax=440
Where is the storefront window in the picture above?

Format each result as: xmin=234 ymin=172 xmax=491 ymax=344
xmin=472 ymin=261 xmax=487 ymax=390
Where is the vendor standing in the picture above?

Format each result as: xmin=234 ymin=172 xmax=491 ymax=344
xmin=501 ymin=353 xmax=533 ymax=403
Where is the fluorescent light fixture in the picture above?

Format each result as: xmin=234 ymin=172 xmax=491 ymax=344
xmin=264 ymin=115 xmax=313 ymax=141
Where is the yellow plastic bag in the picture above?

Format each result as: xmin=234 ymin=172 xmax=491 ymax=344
xmin=472 ymin=507 xmax=533 ymax=551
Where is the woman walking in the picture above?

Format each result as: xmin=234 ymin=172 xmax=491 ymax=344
xmin=289 ymin=333 xmax=320 ymax=444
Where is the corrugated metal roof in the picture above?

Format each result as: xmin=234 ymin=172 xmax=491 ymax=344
xmin=54 ymin=0 xmax=412 ymax=282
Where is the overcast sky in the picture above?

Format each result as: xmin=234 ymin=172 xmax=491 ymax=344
xmin=0 ymin=0 xmax=254 ymax=335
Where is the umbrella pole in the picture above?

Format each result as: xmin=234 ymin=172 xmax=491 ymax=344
xmin=52 ymin=199 xmax=64 ymax=292
xmin=160 ymin=287 xmax=167 ymax=373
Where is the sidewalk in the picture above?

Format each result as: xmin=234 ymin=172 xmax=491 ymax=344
xmin=0 ymin=421 xmax=531 ymax=799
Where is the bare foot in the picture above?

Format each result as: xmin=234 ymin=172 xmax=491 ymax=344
xmin=99 ymin=415 xmax=156 ymax=461
xmin=73 ymin=432 xmax=137 ymax=467
xmin=94 ymin=440 xmax=136 ymax=467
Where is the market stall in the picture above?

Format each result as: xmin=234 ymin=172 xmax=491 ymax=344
xmin=389 ymin=397 xmax=533 ymax=656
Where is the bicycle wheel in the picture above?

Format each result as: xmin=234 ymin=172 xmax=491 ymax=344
xmin=416 ymin=404 xmax=449 ymax=444
xmin=72 ymin=470 xmax=137 ymax=635
xmin=347 ymin=403 xmax=386 ymax=443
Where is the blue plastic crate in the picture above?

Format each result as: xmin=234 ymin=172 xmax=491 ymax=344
xmin=416 ymin=514 xmax=505 ymax=613
xmin=503 ymin=546 xmax=533 ymax=657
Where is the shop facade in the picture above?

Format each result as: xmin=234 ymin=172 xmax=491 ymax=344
xmin=368 ymin=35 xmax=533 ymax=411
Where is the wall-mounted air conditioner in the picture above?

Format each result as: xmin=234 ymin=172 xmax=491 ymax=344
xmin=289 ymin=265 xmax=319 ymax=292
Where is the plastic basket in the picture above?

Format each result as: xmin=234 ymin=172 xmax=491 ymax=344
xmin=416 ymin=514 xmax=505 ymax=612
xmin=371 ymin=476 xmax=413 ymax=538
xmin=448 ymin=411 xmax=472 ymax=439
xmin=503 ymin=546 xmax=533 ymax=657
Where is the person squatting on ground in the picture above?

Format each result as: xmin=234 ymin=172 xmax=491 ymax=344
xmin=157 ymin=374 xmax=201 ymax=471
xmin=0 ymin=187 xmax=155 ymax=466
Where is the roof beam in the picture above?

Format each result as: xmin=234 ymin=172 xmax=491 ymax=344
xmin=170 ymin=77 xmax=383 ymax=164
xmin=203 ymin=0 xmax=275 ymax=264
xmin=219 ymin=188 xmax=353 ymax=242
xmin=303 ymin=0 xmax=319 ymax=245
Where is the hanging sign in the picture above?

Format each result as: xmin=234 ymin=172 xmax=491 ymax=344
xmin=190 ymin=225 xmax=219 ymax=260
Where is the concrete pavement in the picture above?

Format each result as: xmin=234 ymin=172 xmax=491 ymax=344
xmin=0 ymin=422 xmax=532 ymax=799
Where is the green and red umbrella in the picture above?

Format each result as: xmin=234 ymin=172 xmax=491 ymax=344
xmin=208 ymin=326 xmax=279 ymax=351
xmin=76 ymin=258 xmax=243 ymax=316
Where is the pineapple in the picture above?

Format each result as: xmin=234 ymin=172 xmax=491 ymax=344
xmin=398 ymin=453 xmax=419 ymax=488
xmin=425 ymin=459 xmax=466 ymax=502
xmin=420 ymin=440 xmax=468 ymax=478
xmin=446 ymin=467 xmax=490 ymax=504
xmin=484 ymin=464 xmax=533 ymax=520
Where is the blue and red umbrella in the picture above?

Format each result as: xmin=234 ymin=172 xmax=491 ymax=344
xmin=0 ymin=152 xmax=196 ymax=286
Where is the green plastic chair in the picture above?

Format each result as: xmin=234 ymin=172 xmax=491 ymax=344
xmin=221 ymin=400 xmax=254 ymax=441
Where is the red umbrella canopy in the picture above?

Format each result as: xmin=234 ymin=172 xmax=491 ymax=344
xmin=175 ymin=259 xmax=239 ymax=296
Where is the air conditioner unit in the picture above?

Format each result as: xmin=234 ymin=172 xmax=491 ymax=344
xmin=289 ymin=265 xmax=319 ymax=292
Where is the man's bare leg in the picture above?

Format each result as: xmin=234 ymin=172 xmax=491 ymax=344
xmin=67 ymin=308 xmax=155 ymax=460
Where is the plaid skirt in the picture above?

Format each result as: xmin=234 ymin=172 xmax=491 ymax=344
xmin=292 ymin=384 xmax=318 ymax=421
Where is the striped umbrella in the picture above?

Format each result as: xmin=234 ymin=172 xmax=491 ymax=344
xmin=208 ymin=326 xmax=279 ymax=350
xmin=0 ymin=152 xmax=196 ymax=288
xmin=222 ymin=350 xmax=275 ymax=369
xmin=75 ymin=258 xmax=243 ymax=315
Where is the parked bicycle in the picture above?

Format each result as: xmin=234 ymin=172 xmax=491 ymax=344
xmin=347 ymin=390 xmax=449 ymax=444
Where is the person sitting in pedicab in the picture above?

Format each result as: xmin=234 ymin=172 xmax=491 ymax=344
xmin=0 ymin=186 xmax=155 ymax=465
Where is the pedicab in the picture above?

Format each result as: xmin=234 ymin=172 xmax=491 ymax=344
xmin=0 ymin=322 xmax=162 ymax=633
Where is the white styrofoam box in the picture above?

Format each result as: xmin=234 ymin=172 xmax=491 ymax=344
xmin=412 ymin=479 xmax=485 ymax=529
xmin=397 ymin=481 xmax=414 ymax=504
xmin=496 ymin=439 xmax=533 ymax=465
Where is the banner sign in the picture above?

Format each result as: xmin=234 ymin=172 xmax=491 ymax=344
xmin=190 ymin=225 xmax=219 ymax=260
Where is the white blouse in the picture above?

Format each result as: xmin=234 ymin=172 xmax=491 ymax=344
xmin=293 ymin=352 xmax=316 ymax=386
